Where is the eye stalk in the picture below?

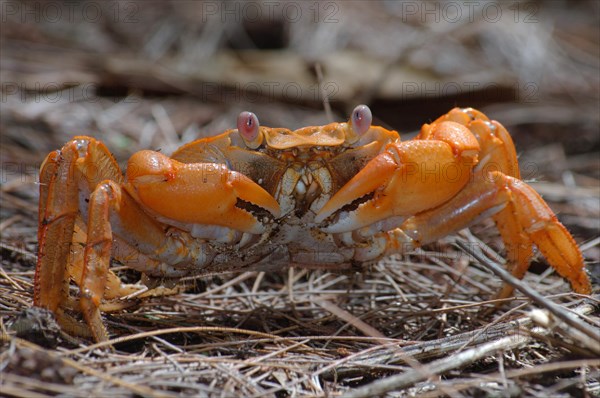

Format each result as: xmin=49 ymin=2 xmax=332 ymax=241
xmin=237 ymin=111 xmax=262 ymax=149
xmin=350 ymin=104 xmax=372 ymax=136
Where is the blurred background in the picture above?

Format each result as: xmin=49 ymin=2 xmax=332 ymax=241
xmin=1 ymin=0 xmax=599 ymax=276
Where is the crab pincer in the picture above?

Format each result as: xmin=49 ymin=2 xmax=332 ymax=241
xmin=316 ymin=121 xmax=480 ymax=233
xmin=125 ymin=151 xmax=281 ymax=234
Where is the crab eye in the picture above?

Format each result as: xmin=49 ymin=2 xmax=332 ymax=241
xmin=237 ymin=111 xmax=260 ymax=144
xmin=351 ymin=104 xmax=372 ymax=135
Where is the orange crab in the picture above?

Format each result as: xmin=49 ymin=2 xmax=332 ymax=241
xmin=35 ymin=106 xmax=592 ymax=342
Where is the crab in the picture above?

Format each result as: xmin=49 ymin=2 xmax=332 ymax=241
xmin=35 ymin=105 xmax=592 ymax=342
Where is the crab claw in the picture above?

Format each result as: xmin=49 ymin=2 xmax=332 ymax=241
xmin=315 ymin=151 xmax=399 ymax=233
xmin=126 ymin=150 xmax=281 ymax=234
xmin=316 ymin=122 xmax=479 ymax=233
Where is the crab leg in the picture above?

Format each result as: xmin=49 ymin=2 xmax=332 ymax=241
xmin=427 ymin=107 xmax=521 ymax=179
xmin=78 ymin=181 xmax=117 ymax=341
xmin=386 ymin=172 xmax=591 ymax=295
xmin=33 ymin=139 xmax=185 ymax=339
xmin=438 ymin=109 xmax=544 ymax=297
xmin=36 ymin=138 xmax=135 ymax=335
xmin=432 ymin=108 xmax=536 ymax=297
xmin=36 ymin=149 xmax=79 ymax=314
xmin=78 ymin=179 xmax=196 ymax=341
xmin=36 ymin=138 xmax=136 ymax=336
xmin=68 ymin=222 xmax=147 ymax=305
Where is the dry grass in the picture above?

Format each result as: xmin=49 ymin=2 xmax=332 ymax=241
xmin=1 ymin=1 xmax=599 ymax=397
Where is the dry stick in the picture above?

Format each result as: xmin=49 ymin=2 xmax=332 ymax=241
xmin=529 ymin=308 xmax=600 ymax=355
xmin=314 ymin=63 xmax=333 ymax=123
xmin=245 ymin=339 xmax=311 ymax=364
xmin=454 ymin=301 xmax=531 ymax=354
xmin=410 ymin=359 xmax=600 ymax=398
xmin=342 ymin=331 xmax=535 ymax=398
xmin=2 ymin=373 xmax=82 ymax=397
xmin=66 ymin=326 xmax=308 ymax=356
xmin=0 ymin=265 xmax=25 ymax=291
xmin=259 ymin=313 xmax=546 ymax=397
xmin=343 ymin=305 xmax=598 ymax=398
xmin=321 ymin=325 xmax=513 ymax=381
xmin=183 ymin=271 xmax=258 ymax=299
xmin=251 ymin=340 xmax=412 ymax=398
xmin=313 ymin=296 xmax=387 ymax=340
xmin=10 ymin=338 xmax=175 ymax=398
xmin=320 ymin=307 xmax=545 ymax=379
xmin=0 ymin=241 xmax=38 ymax=261
xmin=0 ymin=214 xmax=23 ymax=231
xmin=504 ymin=358 xmax=600 ymax=378
xmin=340 ymin=245 xmax=598 ymax=398
xmin=455 ymin=239 xmax=598 ymax=343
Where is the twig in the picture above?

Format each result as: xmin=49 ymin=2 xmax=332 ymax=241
xmin=319 ymin=312 xmax=533 ymax=379
xmin=455 ymin=239 xmax=598 ymax=343
xmin=342 ymin=329 xmax=534 ymax=398
xmin=332 ymin=304 xmax=594 ymax=377
xmin=342 ymin=304 xmax=597 ymax=398
xmin=315 ymin=63 xmax=333 ymax=123
xmin=530 ymin=308 xmax=600 ymax=355
xmin=313 ymin=296 xmax=387 ymax=340
xmin=0 ymin=242 xmax=37 ymax=261
xmin=66 ymin=326 xmax=307 ymax=356
xmin=10 ymin=338 xmax=176 ymax=398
